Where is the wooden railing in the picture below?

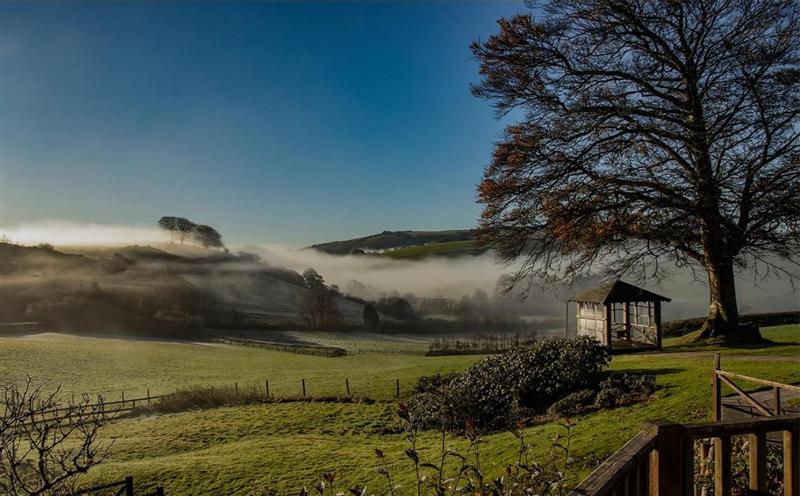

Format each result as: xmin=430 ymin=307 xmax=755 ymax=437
xmin=569 ymin=414 xmax=799 ymax=496
xmin=572 ymin=355 xmax=800 ymax=495
xmin=712 ymin=353 xmax=800 ymax=420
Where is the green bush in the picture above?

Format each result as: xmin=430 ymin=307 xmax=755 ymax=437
xmin=509 ymin=337 xmax=610 ymax=408
xmin=546 ymin=389 xmax=596 ymax=417
xmin=410 ymin=373 xmax=456 ymax=395
xmin=408 ymin=337 xmax=611 ymax=431
xmin=444 ymin=356 xmax=523 ymax=431
xmin=594 ymin=373 xmax=655 ymax=409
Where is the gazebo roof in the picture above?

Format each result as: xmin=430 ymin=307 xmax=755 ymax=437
xmin=571 ymin=279 xmax=671 ymax=304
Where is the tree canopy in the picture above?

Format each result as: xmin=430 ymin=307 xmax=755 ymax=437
xmin=157 ymin=216 xmax=225 ymax=250
xmin=472 ymin=0 xmax=799 ymax=336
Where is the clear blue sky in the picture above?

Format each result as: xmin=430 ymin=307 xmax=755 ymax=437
xmin=1 ymin=1 xmax=524 ymax=246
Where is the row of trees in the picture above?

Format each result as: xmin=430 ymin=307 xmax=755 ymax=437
xmin=157 ymin=216 xmax=225 ymax=249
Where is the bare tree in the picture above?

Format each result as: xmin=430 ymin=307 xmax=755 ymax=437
xmin=0 ymin=378 xmax=113 ymax=495
xmin=472 ymin=0 xmax=799 ymax=337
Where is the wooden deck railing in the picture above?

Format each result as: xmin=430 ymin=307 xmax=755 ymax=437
xmin=572 ymin=354 xmax=800 ymax=495
xmin=569 ymin=414 xmax=799 ymax=496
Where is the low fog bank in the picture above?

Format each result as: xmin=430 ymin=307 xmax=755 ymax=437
xmin=243 ymin=244 xmax=799 ymax=324
xmin=1 ymin=220 xmax=170 ymax=246
xmin=2 ymin=220 xmax=797 ymax=334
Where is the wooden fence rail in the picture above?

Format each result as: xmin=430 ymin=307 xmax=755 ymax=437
xmin=569 ymin=414 xmax=800 ymax=496
xmin=712 ymin=353 xmax=800 ymax=420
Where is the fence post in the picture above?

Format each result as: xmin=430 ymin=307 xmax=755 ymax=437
xmin=265 ymin=380 xmax=270 ymax=399
xmin=346 ymin=378 xmax=350 ymax=396
xmin=121 ymin=391 xmax=125 ymax=408
xmin=646 ymin=421 xmax=692 ymax=496
xmin=396 ymin=379 xmax=400 ymax=398
xmin=302 ymin=379 xmax=306 ymax=397
xmin=235 ymin=382 xmax=238 ymax=396
xmin=712 ymin=353 xmax=721 ymax=422
xmin=124 ymin=476 xmax=134 ymax=496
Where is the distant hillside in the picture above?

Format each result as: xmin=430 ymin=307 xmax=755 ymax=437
xmin=307 ymin=230 xmax=474 ymax=255
xmin=0 ymin=242 xmax=375 ymax=334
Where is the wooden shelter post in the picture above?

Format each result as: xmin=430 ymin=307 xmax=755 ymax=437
xmin=623 ymin=301 xmax=631 ymax=341
xmin=605 ymin=303 xmax=613 ymax=347
xmin=654 ymin=300 xmax=662 ymax=349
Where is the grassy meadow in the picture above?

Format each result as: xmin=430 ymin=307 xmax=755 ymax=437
xmin=0 ymin=325 xmax=798 ymax=494
xmin=0 ymin=333 xmax=468 ymax=400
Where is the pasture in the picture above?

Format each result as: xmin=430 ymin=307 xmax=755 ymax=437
xmin=0 ymin=333 xmax=468 ymax=400
xmin=1 ymin=325 xmax=798 ymax=494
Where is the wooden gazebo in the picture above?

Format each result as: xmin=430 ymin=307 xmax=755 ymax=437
xmin=570 ymin=280 xmax=670 ymax=351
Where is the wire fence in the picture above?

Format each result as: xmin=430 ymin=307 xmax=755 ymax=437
xmin=13 ymin=377 xmax=407 ymax=423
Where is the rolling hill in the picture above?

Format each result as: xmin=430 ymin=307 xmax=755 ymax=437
xmin=307 ymin=229 xmax=474 ymax=256
xmin=0 ymin=242 xmax=372 ymax=334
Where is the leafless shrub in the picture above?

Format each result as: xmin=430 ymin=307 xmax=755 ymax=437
xmin=292 ymin=404 xmax=576 ymax=496
xmin=0 ymin=377 xmax=113 ymax=496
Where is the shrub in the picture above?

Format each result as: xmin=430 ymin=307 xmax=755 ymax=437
xmin=444 ymin=357 xmax=522 ymax=431
xmin=547 ymin=389 xmax=596 ymax=417
xmin=405 ymin=391 xmax=446 ymax=429
xmin=594 ymin=373 xmax=655 ymax=409
xmin=408 ymin=337 xmax=611 ymax=431
xmin=511 ymin=337 xmax=610 ymax=408
xmin=410 ymin=373 xmax=456 ymax=395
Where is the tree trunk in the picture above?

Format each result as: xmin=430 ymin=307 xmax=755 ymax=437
xmin=700 ymin=255 xmax=740 ymax=337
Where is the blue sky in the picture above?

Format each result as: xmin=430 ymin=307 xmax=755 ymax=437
xmin=1 ymin=1 xmax=524 ymax=246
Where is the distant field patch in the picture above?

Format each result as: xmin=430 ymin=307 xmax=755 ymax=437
xmin=381 ymin=240 xmax=477 ymax=259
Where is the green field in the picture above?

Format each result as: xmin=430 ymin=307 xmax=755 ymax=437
xmin=381 ymin=240 xmax=477 ymax=259
xmin=1 ymin=326 xmax=798 ymax=494
xmin=0 ymin=333 xmax=469 ymax=400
